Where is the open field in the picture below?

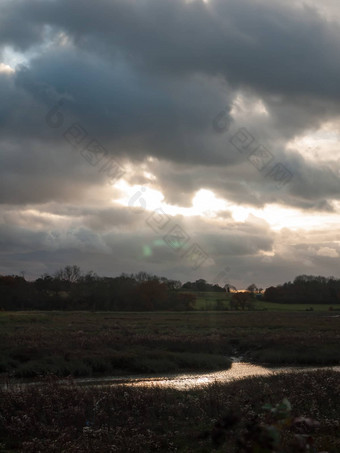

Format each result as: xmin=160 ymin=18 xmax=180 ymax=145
xmin=0 ymin=370 xmax=339 ymax=452
xmin=0 ymin=310 xmax=339 ymax=380
xmin=187 ymin=291 xmax=340 ymax=311
xmin=254 ymin=300 xmax=340 ymax=311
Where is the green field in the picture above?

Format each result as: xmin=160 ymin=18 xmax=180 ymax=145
xmin=0 ymin=310 xmax=339 ymax=381
xmin=188 ymin=290 xmax=338 ymax=311
xmin=254 ymin=300 xmax=338 ymax=311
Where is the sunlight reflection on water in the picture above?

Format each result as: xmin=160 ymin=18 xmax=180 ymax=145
xmin=118 ymin=363 xmax=274 ymax=389
xmin=3 ymin=363 xmax=339 ymax=391
xmin=78 ymin=362 xmax=340 ymax=390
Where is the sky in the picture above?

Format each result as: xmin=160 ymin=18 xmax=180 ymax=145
xmin=1 ymin=0 xmax=340 ymax=289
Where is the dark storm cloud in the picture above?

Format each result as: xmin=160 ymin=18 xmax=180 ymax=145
xmin=1 ymin=0 xmax=340 ymax=284
xmin=21 ymin=54 xmax=232 ymax=164
xmin=0 ymin=0 xmax=48 ymax=52
xmin=3 ymin=0 xmax=340 ymax=99
xmin=0 ymin=0 xmax=339 ymax=198
xmin=2 ymin=0 xmax=340 ymax=144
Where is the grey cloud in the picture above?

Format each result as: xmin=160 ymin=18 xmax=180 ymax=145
xmin=0 ymin=137 xmax=117 ymax=205
xmin=1 ymin=0 xmax=339 ymax=210
xmin=3 ymin=0 xmax=340 ymax=100
xmin=1 ymin=0 xmax=340 ymax=285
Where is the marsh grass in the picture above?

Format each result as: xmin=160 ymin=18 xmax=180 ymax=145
xmin=0 ymin=370 xmax=339 ymax=452
xmin=0 ymin=311 xmax=339 ymax=380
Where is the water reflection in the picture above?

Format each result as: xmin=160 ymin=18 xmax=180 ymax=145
xmin=116 ymin=363 xmax=275 ymax=390
xmin=77 ymin=362 xmax=340 ymax=390
xmin=3 ymin=363 xmax=339 ymax=391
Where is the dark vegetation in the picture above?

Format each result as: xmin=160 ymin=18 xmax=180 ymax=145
xmin=1 ymin=270 xmax=339 ymax=451
xmin=0 ymin=311 xmax=339 ymax=380
xmin=182 ymin=279 xmax=225 ymax=292
xmin=0 ymin=312 xmax=232 ymax=379
xmin=0 ymin=370 xmax=339 ymax=452
xmin=0 ymin=267 xmax=195 ymax=311
xmin=264 ymin=274 xmax=340 ymax=304
xmin=1 ymin=266 xmax=340 ymax=312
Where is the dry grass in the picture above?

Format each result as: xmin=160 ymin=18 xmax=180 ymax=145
xmin=0 ymin=311 xmax=339 ymax=380
xmin=0 ymin=370 xmax=339 ymax=452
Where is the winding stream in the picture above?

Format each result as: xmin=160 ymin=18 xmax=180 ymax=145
xmin=71 ymin=361 xmax=340 ymax=390
xmin=3 ymin=360 xmax=339 ymax=391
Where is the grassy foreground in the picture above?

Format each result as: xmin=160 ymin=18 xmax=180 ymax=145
xmin=0 ymin=311 xmax=339 ymax=380
xmin=0 ymin=370 xmax=339 ymax=452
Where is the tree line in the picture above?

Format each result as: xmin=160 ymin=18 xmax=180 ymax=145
xmin=264 ymin=274 xmax=340 ymax=304
xmin=0 ymin=267 xmax=195 ymax=311
xmin=1 ymin=268 xmax=340 ymax=311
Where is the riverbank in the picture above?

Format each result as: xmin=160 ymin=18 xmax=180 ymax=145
xmin=1 ymin=311 xmax=339 ymax=380
xmin=0 ymin=369 xmax=339 ymax=452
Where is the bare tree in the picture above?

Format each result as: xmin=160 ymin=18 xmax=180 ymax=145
xmin=54 ymin=265 xmax=82 ymax=283
xmin=224 ymin=283 xmax=237 ymax=293
xmin=247 ymin=283 xmax=258 ymax=294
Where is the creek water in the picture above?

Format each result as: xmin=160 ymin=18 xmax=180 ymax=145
xmin=70 ymin=361 xmax=340 ymax=390
xmin=3 ymin=360 xmax=339 ymax=391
